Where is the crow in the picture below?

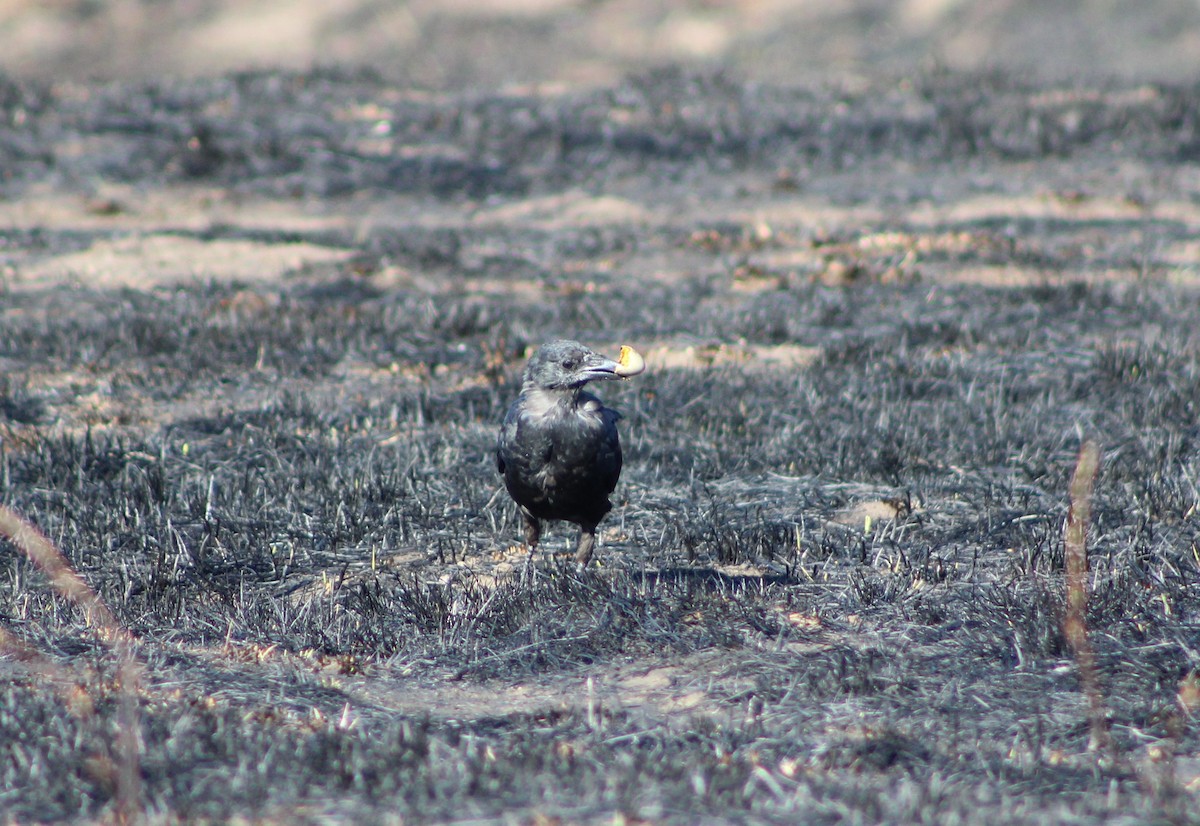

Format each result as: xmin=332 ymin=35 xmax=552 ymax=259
xmin=496 ymin=340 xmax=643 ymax=566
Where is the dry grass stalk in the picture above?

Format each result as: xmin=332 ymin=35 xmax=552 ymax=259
xmin=1062 ymin=441 xmax=1113 ymax=757
xmin=0 ymin=504 xmax=143 ymax=825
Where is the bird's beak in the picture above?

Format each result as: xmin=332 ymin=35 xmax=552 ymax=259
xmin=581 ymin=346 xmax=645 ymax=382
xmin=580 ymin=353 xmax=624 ymax=382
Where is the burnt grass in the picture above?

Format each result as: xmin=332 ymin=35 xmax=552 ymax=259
xmin=2 ymin=67 xmax=1200 ymax=823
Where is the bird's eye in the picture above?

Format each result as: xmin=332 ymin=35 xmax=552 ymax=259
xmin=562 ymin=358 xmax=577 ymax=370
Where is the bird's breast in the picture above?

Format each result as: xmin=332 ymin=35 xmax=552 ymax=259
xmin=498 ymin=387 xmax=623 ymax=521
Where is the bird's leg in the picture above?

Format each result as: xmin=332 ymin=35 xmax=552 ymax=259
xmin=521 ymin=511 xmax=542 ymax=580
xmin=522 ymin=510 xmax=542 ymax=550
xmin=574 ymin=524 xmax=598 ymax=567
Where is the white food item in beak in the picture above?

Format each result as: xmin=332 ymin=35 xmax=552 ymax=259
xmin=615 ymin=345 xmax=646 ymax=377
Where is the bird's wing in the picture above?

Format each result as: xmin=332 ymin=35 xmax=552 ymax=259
xmin=599 ymin=409 xmax=623 ymax=493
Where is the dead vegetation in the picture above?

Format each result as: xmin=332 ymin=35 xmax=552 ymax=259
xmin=2 ymin=68 xmax=1200 ymax=824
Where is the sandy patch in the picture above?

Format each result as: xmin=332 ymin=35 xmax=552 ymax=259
xmin=472 ymin=190 xmax=655 ymax=228
xmin=0 ymin=185 xmax=358 ymax=234
xmin=14 ymin=233 xmax=353 ymax=291
xmin=640 ymin=340 xmax=821 ymax=372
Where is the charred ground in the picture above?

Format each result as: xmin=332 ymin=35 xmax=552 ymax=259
xmin=1 ymin=68 xmax=1200 ymax=823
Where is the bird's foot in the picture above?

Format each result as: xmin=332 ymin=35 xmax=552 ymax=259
xmin=521 ymin=548 xmax=539 ymax=584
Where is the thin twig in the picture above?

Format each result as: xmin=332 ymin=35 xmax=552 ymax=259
xmin=1062 ymin=441 xmax=1113 ymax=758
xmin=0 ymin=504 xmax=143 ymax=825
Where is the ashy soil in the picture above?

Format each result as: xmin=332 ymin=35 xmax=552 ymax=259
xmin=2 ymin=63 xmax=1200 ymax=824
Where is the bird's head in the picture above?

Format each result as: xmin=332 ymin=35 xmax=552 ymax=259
xmin=522 ymin=340 xmax=630 ymax=391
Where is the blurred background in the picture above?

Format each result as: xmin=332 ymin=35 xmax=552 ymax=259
xmin=0 ymin=0 xmax=1198 ymax=89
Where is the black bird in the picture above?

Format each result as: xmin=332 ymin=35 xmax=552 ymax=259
xmin=497 ymin=340 xmax=643 ymax=566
